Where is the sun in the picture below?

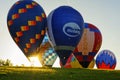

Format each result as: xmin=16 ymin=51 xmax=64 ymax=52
xmin=29 ymin=56 xmax=42 ymax=67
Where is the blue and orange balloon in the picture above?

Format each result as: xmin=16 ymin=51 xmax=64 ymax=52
xmin=96 ymin=50 xmax=117 ymax=69
xmin=73 ymin=23 xmax=102 ymax=68
xmin=7 ymin=0 xmax=47 ymax=60
xmin=47 ymin=6 xmax=84 ymax=65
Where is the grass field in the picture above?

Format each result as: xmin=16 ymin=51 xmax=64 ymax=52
xmin=0 ymin=66 xmax=120 ymax=80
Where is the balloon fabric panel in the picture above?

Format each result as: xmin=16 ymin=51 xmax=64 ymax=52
xmin=77 ymin=28 xmax=95 ymax=55
xmin=50 ymin=6 xmax=84 ymax=46
xmin=43 ymin=48 xmax=57 ymax=66
xmin=61 ymin=54 xmax=82 ymax=68
xmin=57 ymin=50 xmax=72 ymax=65
xmin=97 ymin=62 xmax=116 ymax=69
xmin=7 ymin=0 xmax=47 ymax=58
xmin=74 ymin=23 xmax=102 ymax=61
xmin=47 ymin=6 xmax=84 ymax=66
xmin=47 ymin=11 xmax=56 ymax=46
xmin=96 ymin=50 xmax=116 ymax=69
xmin=37 ymin=35 xmax=57 ymax=67
xmin=73 ymin=23 xmax=102 ymax=68
xmin=62 ymin=54 xmax=95 ymax=68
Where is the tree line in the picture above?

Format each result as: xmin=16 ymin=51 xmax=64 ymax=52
xmin=0 ymin=59 xmax=13 ymax=66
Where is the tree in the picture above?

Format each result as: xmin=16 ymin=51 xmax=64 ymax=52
xmin=4 ymin=59 xmax=13 ymax=66
xmin=0 ymin=59 xmax=13 ymax=66
xmin=0 ymin=59 xmax=5 ymax=66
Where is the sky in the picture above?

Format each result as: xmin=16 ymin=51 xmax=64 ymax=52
xmin=0 ymin=0 xmax=120 ymax=69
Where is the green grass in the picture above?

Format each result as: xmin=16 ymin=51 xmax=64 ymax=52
xmin=0 ymin=66 xmax=120 ymax=80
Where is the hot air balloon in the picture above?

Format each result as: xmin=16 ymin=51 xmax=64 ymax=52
xmin=60 ymin=54 xmax=82 ymax=68
xmin=38 ymin=35 xmax=57 ymax=67
xmin=96 ymin=50 xmax=117 ymax=69
xmin=61 ymin=53 xmax=95 ymax=68
xmin=73 ymin=23 xmax=102 ymax=68
xmin=47 ymin=6 xmax=84 ymax=66
xmin=7 ymin=0 xmax=47 ymax=60
xmin=88 ymin=59 xmax=95 ymax=68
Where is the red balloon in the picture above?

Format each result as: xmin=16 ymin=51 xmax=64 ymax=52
xmin=73 ymin=23 xmax=102 ymax=68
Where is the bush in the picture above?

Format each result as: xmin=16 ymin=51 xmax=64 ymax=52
xmin=0 ymin=59 xmax=13 ymax=66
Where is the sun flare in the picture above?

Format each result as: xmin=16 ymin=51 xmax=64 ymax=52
xmin=29 ymin=56 xmax=42 ymax=67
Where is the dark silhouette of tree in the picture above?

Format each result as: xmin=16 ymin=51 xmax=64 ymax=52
xmin=4 ymin=59 xmax=13 ymax=66
xmin=0 ymin=59 xmax=13 ymax=66
xmin=0 ymin=59 xmax=4 ymax=66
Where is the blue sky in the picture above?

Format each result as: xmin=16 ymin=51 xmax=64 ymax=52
xmin=0 ymin=0 xmax=120 ymax=69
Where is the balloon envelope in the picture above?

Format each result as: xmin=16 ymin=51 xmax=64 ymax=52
xmin=96 ymin=50 xmax=117 ymax=69
xmin=73 ymin=23 xmax=102 ymax=68
xmin=47 ymin=6 xmax=84 ymax=65
xmin=38 ymin=35 xmax=57 ymax=67
xmin=7 ymin=0 xmax=47 ymax=59
xmin=60 ymin=53 xmax=95 ymax=68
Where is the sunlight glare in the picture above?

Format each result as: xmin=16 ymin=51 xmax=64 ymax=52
xmin=29 ymin=56 xmax=42 ymax=67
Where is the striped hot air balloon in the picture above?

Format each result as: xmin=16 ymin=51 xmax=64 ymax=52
xmin=47 ymin=6 xmax=84 ymax=66
xmin=96 ymin=50 xmax=117 ymax=69
xmin=7 ymin=0 xmax=47 ymax=60
xmin=73 ymin=23 xmax=102 ymax=68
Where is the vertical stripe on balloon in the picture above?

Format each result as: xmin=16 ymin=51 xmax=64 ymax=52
xmin=18 ymin=8 xmax=27 ymax=13
xmin=36 ymin=16 xmax=42 ymax=22
xmin=81 ymin=29 xmax=89 ymax=55
xmin=21 ymin=26 xmax=29 ymax=31
xmin=30 ymin=38 xmax=36 ymax=44
xmin=26 ymin=43 xmax=31 ymax=48
xmin=36 ymin=34 xmax=41 ymax=39
xmin=47 ymin=10 xmax=56 ymax=46
xmin=8 ymin=20 xmax=13 ymax=26
xmin=28 ymin=20 xmax=36 ymax=26
xmin=93 ymin=32 xmax=102 ymax=52
xmin=12 ymin=14 xmax=19 ymax=20
xmin=26 ymin=4 xmax=33 ymax=9
xmin=16 ymin=31 xmax=23 ymax=37
xmin=87 ymin=30 xmax=94 ymax=52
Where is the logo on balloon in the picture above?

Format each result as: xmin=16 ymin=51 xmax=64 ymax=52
xmin=63 ymin=22 xmax=81 ymax=37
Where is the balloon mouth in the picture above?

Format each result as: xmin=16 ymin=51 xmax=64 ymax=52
xmin=79 ymin=61 xmax=91 ymax=68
